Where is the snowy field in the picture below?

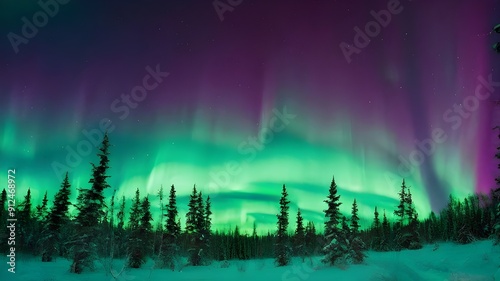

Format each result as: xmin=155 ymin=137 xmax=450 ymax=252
xmin=3 ymin=240 xmax=500 ymax=281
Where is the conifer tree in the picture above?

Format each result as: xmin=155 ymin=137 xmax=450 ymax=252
xmin=371 ymin=206 xmax=382 ymax=251
xmin=19 ymin=188 xmax=32 ymax=221
xmin=405 ymin=188 xmax=415 ymax=223
xmin=127 ymin=188 xmax=144 ymax=268
xmin=140 ymin=196 xmax=153 ymax=255
xmin=393 ymin=180 xmax=421 ymax=250
xmin=349 ymin=232 xmax=366 ymax=264
xmin=373 ymin=207 xmax=380 ymax=229
xmin=275 ymin=184 xmax=291 ymax=266
xmin=71 ymin=133 xmax=111 ymax=273
xmin=294 ymin=208 xmax=306 ymax=261
xmin=186 ymin=185 xmax=198 ymax=234
xmin=195 ymin=191 xmax=207 ymax=263
xmin=322 ymin=176 xmax=348 ymax=266
xmin=41 ymin=173 xmax=71 ymax=262
xmin=493 ymin=128 xmax=500 ymax=242
xmin=394 ymin=179 xmax=407 ymax=227
xmin=0 ymin=188 xmax=6 ymax=222
xmin=346 ymin=200 xmax=365 ymax=263
xmin=160 ymin=184 xmax=180 ymax=270
xmin=18 ymin=188 xmax=34 ymax=252
xmin=204 ymin=195 xmax=212 ymax=259
xmin=34 ymin=191 xmax=49 ymax=255
xmin=251 ymin=222 xmax=258 ymax=258
xmin=185 ymin=187 xmax=207 ymax=266
xmin=153 ymin=185 xmax=164 ymax=256
xmin=35 ymin=191 xmax=49 ymax=221
xmin=0 ymin=189 xmax=6 ymax=253
xmin=109 ymin=191 xmax=115 ymax=228
xmin=341 ymin=215 xmax=349 ymax=234
xmin=446 ymin=195 xmax=455 ymax=241
xmin=204 ymin=196 xmax=212 ymax=233
xmin=0 ymin=189 xmax=6 ymax=214
xmin=117 ymin=196 xmax=125 ymax=230
xmin=233 ymin=225 xmax=241 ymax=259
xmin=0 ymin=189 xmax=6 ymax=221
xmin=350 ymin=199 xmax=360 ymax=234
xmin=304 ymin=221 xmax=316 ymax=256
xmin=380 ymin=210 xmax=390 ymax=251
xmin=405 ymin=188 xmax=422 ymax=249
xmin=456 ymin=197 xmax=474 ymax=244
xmin=129 ymin=189 xmax=141 ymax=229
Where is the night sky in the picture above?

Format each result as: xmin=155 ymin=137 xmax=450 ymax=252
xmin=1 ymin=0 xmax=499 ymax=233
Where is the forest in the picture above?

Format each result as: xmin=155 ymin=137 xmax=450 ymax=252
xmin=1 ymin=131 xmax=499 ymax=274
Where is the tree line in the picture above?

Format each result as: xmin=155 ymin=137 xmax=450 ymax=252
xmin=0 ymin=131 xmax=499 ymax=272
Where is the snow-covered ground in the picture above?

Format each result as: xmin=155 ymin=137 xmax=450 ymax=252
xmin=3 ymin=240 xmax=500 ymax=281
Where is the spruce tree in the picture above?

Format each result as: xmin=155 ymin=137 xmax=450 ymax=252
xmin=0 ymin=189 xmax=6 ymax=253
xmin=140 ymin=196 xmax=153 ymax=256
xmin=304 ymin=221 xmax=316 ymax=256
xmin=186 ymin=185 xmax=198 ymax=234
xmin=493 ymin=128 xmax=500 ymax=242
xmin=18 ymin=188 xmax=34 ymax=252
xmin=0 ymin=189 xmax=6 ymax=223
xmin=373 ymin=207 xmax=380 ymax=229
xmin=194 ymin=191 xmax=207 ymax=264
xmin=405 ymin=188 xmax=415 ymax=222
xmin=394 ymin=179 xmax=407 ymax=227
xmin=160 ymin=185 xmax=181 ymax=270
xmin=294 ymin=208 xmax=306 ymax=261
xmin=34 ymin=191 xmax=49 ymax=257
xmin=203 ymin=195 xmax=212 ymax=259
xmin=371 ymin=206 xmax=382 ymax=251
xmin=19 ymin=188 xmax=32 ymax=221
xmin=204 ymin=196 xmax=212 ymax=234
xmin=41 ymin=173 xmax=72 ymax=262
xmin=341 ymin=215 xmax=349 ymax=234
xmin=394 ymin=179 xmax=408 ymax=248
xmin=393 ymin=180 xmax=421 ymax=250
xmin=0 ymin=189 xmax=6 ymax=214
xmin=71 ymin=133 xmax=111 ymax=273
xmin=251 ymin=222 xmax=258 ymax=258
xmin=0 ymin=189 xmax=6 ymax=222
xmin=235 ymin=225 xmax=245 ymax=259
xmin=350 ymin=199 xmax=360 ymax=234
xmin=35 ymin=191 xmax=49 ymax=221
xmin=405 ymin=188 xmax=422 ymax=249
xmin=446 ymin=195 xmax=455 ymax=241
xmin=322 ymin=176 xmax=347 ymax=266
xmin=117 ymin=196 xmax=125 ymax=231
xmin=459 ymin=197 xmax=473 ymax=244
xmin=154 ymin=185 xmax=164 ymax=257
xmin=127 ymin=188 xmax=144 ymax=268
xmin=185 ymin=187 xmax=207 ymax=266
xmin=347 ymin=200 xmax=365 ymax=263
xmin=275 ymin=184 xmax=291 ymax=266
xmin=381 ymin=210 xmax=390 ymax=251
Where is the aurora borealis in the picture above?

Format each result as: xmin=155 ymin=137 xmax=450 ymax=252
xmin=1 ymin=0 xmax=499 ymax=233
